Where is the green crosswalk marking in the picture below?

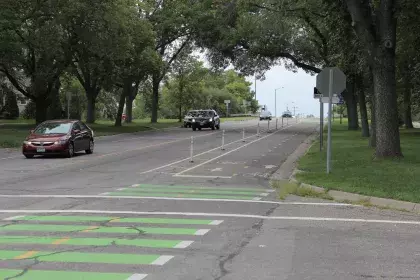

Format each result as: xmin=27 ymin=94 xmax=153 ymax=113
xmin=133 ymin=184 xmax=266 ymax=192
xmin=0 ymin=269 xmax=138 ymax=280
xmin=12 ymin=215 xmax=215 ymax=225
xmin=0 ymin=235 xmax=187 ymax=248
xmin=108 ymin=192 xmax=257 ymax=200
xmin=0 ymin=224 xmax=202 ymax=235
xmin=118 ymin=188 xmax=262 ymax=196
xmin=0 ymin=250 xmax=163 ymax=265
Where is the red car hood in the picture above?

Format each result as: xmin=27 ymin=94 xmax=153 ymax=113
xmin=27 ymin=134 xmax=68 ymax=142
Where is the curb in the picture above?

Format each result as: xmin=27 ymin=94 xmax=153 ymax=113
xmin=290 ymin=172 xmax=418 ymax=213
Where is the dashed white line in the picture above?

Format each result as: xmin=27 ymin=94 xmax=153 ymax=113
xmin=252 ymin=197 xmax=262 ymax=201
xmin=209 ymin=220 xmax=224 ymax=225
xmin=126 ymin=274 xmax=148 ymax=280
xmin=3 ymin=215 xmax=25 ymax=220
xmin=151 ymin=255 xmax=174 ymax=265
xmin=100 ymin=192 xmax=110 ymax=195
xmin=175 ymin=126 xmax=294 ymax=176
xmin=195 ymin=229 xmax=210 ymax=235
xmin=173 ymin=241 xmax=194 ymax=249
xmin=260 ymin=193 xmax=269 ymax=197
xmin=117 ymin=188 xmax=126 ymax=191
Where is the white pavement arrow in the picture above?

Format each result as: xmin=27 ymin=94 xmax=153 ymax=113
xmin=210 ymin=168 xmax=222 ymax=172
xmin=264 ymin=165 xmax=277 ymax=169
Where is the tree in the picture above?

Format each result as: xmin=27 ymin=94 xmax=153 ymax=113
xmin=0 ymin=0 xmax=74 ymax=124
xmin=69 ymin=0 xmax=139 ymax=124
xmin=140 ymin=0 xmax=205 ymax=123
xmin=164 ymin=53 xmax=207 ymax=121
xmin=344 ymin=0 xmax=402 ymax=158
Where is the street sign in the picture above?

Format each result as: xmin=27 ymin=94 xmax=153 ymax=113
xmin=321 ymin=96 xmax=340 ymax=104
xmin=316 ymin=67 xmax=346 ymax=97
xmin=224 ymin=100 xmax=231 ymax=104
xmin=314 ymin=87 xmax=322 ymax=99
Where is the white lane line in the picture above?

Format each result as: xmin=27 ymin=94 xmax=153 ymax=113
xmin=151 ymin=255 xmax=174 ymax=265
xmin=174 ymin=126 xmax=294 ymax=176
xmin=131 ymin=184 xmax=140 ymax=187
xmin=117 ymin=188 xmax=126 ymax=191
xmin=173 ymin=241 xmax=194 ymax=249
xmin=173 ymin=174 xmax=232 ymax=179
xmin=126 ymin=274 xmax=148 ymax=280
xmin=252 ymin=197 xmax=262 ymax=201
xmin=6 ymin=210 xmax=419 ymax=226
xmin=3 ymin=215 xmax=25 ymax=220
xmin=0 ymin=195 xmax=358 ymax=206
xmin=266 ymin=190 xmax=275 ymax=193
xmin=138 ymin=131 xmax=260 ymax=175
xmin=260 ymin=193 xmax=269 ymax=197
xmin=195 ymin=229 xmax=210 ymax=235
xmin=100 ymin=192 xmax=110 ymax=195
xmin=209 ymin=220 xmax=224 ymax=225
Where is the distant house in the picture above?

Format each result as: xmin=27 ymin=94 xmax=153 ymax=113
xmin=0 ymin=76 xmax=30 ymax=114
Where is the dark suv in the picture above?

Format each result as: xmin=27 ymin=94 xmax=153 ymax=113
xmin=191 ymin=110 xmax=220 ymax=131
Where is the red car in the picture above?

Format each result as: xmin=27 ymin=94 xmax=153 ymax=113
xmin=22 ymin=119 xmax=94 ymax=158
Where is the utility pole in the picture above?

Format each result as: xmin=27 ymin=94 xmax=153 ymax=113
xmin=254 ymin=76 xmax=257 ymax=100
xmin=274 ymin=87 xmax=284 ymax=118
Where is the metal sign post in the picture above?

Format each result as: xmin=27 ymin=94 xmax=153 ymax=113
xmin=276 ymin=118 xmax=278 ymax=130
xmin=224 ymin=100 xmax=230 ymax=117
xmin=320 ymin=99 xmax=323 ymax=151
xmin=257 ymin=123 xmax=260 ymax=137
xmin=242 ymin=127 xmax=245 ymax=142
xmin=316 ymin=67 xmax=347 ymax=174
xmin=327 ymin=69 xmax=333 ymax=173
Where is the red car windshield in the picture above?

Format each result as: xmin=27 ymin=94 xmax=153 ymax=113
xmin=33 ymin=123 xmax=72 ymax=135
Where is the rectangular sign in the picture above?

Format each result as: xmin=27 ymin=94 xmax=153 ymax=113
xmin=224 ymin=100 xmax=230 ymax=104
xmin=321 ymin=96 xmax=340 ymax=104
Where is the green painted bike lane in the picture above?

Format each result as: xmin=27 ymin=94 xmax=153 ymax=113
xmin=0 ymin=235 xmax=192 ymax=248
xmin=0 ymin=224 xmax=208 ymax=235
xmin=107 ymin=191 xmax=259 ymax=200
xmin=117 ymin=188 xmax=265 ymax=196
xmin=0 ymin=269 xmax=146 ymax=280
xmin=131 ymin=184 xmax=267 ymax=192
xmin=0 ymin=250 xmax=170 ymax=265
xmin=10 ymin=215 xmax=222 ymax=225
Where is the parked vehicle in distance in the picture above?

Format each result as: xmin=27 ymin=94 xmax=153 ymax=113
xmin=282 ymin=113 xmax=292 ymax=118
xmin=183 ymin=110 xmax=199 ymax=128
xmin=259 ymin=110 xmax=272 ymax=121
xmin=22 ymin=119 xmax=94 ymax=158
xmin=191 ymin=109 xmax=220 ymax=131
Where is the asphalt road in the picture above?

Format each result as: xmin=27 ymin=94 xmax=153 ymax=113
xmin=1 ymin=118 xmax=420 ymax=280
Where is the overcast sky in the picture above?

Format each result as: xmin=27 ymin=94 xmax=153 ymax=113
xmin=245 ymin=65 xmax=321 ymax=117
xmin=198 ymin=51 xmax=322 ymax=117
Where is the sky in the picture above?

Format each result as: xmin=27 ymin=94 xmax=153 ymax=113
xmin=245 ymin=66 xmax=321 ymax=117
xmin=197 ymin=51 xmax=321 ymax=117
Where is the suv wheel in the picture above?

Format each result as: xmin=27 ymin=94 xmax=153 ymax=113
xmin=192 ymin=126 xmax=197 ymax=131
xmin=85 ymin=139 xmax=94 ymax=154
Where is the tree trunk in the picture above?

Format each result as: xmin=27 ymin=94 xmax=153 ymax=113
xmin=35 ymin=98 xmax=48 ymax=124
xmin=125 ymin=96 xmax=133 ymax=123
xmin=403 ymin=87 xmax=414 ymax=129
xmin=86 ymin=93 xmax=97 ymax=124
xmin=357 ymin=85 xmax=370 ymax=137
xmin=151 ymin=74 xmax=160 ymax=123
xmin=115 ymin=90 xmax=125 ymax=127
xmin=344 ymin=82 xmax=359 ymax=130
xmin=372 ymin=44 xmax=402 ymax=157
xmin=369 ymin=96 xmax=377 ymax=148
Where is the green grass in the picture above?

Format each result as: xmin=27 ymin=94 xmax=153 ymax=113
xmin=0 ymin=118 xmax=181 ymax=148
xmin=297 ymin=121 xmax=420 ymax=203
xmin=220 ymin=116 xmax=257 ymax=122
